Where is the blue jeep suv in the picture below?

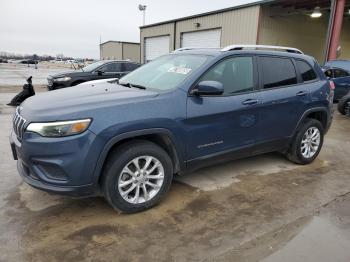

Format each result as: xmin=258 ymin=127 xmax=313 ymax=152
xmin=10 ymin=45 xmax=334 ymax=213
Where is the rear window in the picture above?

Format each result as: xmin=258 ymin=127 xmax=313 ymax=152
xmin=260 ymin=57 xmax=297 ymax=89
xmin=296 ymin=60 xmax=317 ymax=82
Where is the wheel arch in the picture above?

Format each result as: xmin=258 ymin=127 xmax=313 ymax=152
xmin=293 ymin=107 xmax=330 ymax=137
xmin=93 ymin=128 xmax=184 ymax=187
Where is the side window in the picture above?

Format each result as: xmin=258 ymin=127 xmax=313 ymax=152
xmin=260 ymin=57 xmax=297 ymax=89
xmin=100 ymin=63 xmax=121 ymax=72
xmin=200 ymin=56 xmax=254 ymax=95
xmin=333 ymin=68 xmax=349 ymax=78
xmin=296 ymin=60 xmax=317 ymax=82
xmin=124 ymin=63 xmax=139 ymax=71
xmin=324 ymin=69 xmax=334 ymax=78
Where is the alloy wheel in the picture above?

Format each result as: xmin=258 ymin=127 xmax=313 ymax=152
xmin=118 ymin=156 xmax=164 ymax=204
xmin=300 ymin=127 xmax=321 ymax=159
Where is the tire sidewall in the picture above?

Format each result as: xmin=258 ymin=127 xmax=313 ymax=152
xmin=338 ymin=97 xmax=350 ymax=115
xmin=103 ymin=142 xmax=173 ymax=213
xmin=295 ymin=119 xmax=324 ymax=164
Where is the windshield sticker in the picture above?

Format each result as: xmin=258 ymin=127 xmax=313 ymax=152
xmin=167 ymin=66 xmax=192 ymax=75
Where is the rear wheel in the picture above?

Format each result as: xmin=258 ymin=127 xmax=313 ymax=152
xmin=338 ymin=96 xmax=350 ymax=115
xmin=286 ymin=118 xmax=324 ymax=165
xmin=101 ymin=140 xmax=173 ymax=213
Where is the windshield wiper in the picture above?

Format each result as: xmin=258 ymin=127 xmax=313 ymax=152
xmin=119 ymin=82 xmax=146 ymax=90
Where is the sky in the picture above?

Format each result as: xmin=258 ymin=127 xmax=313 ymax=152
xmin=0 ymin=0 xmax=257 ymax=59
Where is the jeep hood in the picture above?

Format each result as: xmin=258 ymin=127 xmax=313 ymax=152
xmin=21 ymin=82 xmax=159 ymax=121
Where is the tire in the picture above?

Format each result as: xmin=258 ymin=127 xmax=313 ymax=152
xmin=338 ymin=95 xmax=350 ymax=115
xmin=101 ymin=140 xmax=173 ymax=213
xmin=286 ymin=118 xmax=324 ymax=165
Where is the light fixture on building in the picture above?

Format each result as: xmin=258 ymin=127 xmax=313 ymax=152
xmin=310 ymin=6 xmax=322 ymax=18
xmin=194 ymin=22 xmax=201 ymax=28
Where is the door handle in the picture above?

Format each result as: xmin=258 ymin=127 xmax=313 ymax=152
xmin=296 ymin=91 xmax=308 ymax=97
xmin=242 ymin=99 xmax=258 ymax=105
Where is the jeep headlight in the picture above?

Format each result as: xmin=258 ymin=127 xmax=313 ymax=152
xmin=26 ymin=119 xmax=91 ymax=137
xmin=54 ymin=76 xmax=71 ymax=82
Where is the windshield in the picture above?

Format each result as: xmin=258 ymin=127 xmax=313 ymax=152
xmin=119 ymin=54 xmax=212 ymax=91
xmin=82 ymin=61 xmax=106 ymax=72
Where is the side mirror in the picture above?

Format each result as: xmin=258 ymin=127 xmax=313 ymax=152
xmin=190 ymin=81 xmax=224 ymax=96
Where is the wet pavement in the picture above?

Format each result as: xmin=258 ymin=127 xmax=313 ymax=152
xmin=1 ymin=96 xmax=350 ymax=261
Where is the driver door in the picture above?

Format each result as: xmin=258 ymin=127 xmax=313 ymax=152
xmin=185 ymin=56 xmax=261 ymax=160
xmin=96 ymin=62 xmax=123 ymax=79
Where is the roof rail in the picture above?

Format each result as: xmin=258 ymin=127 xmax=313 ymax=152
xmin=221 ymin=45 xmax=303 ymax=54
xmin=172 ymin=47 xmax=218 ymax=53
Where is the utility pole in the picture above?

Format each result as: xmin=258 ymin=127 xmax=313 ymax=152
xmin=138 ymin=4 xmax=147 ymax=26
xmin=99 ymin=35 xmax=102 ymax=60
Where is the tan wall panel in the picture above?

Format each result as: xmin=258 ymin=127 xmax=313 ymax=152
xmin=175 ymin=5 xmax=260 ymax=48
xmin=340 ymin=19 xmax=350 ymax=60
xmin=100 ymin=42 xmax=122 ymax=60
xmin=140 ymin=23 xmax=175 ymax=63
xmin=122 ymin=43 xmax=140 ymax=63
xmin=258 ymin=6 xmax=350 ymax=62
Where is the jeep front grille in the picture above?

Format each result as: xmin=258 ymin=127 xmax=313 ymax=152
xmin=12 ymin=107 xmax=27 ymax=139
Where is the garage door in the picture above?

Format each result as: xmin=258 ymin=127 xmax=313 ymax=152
xmin=181 ymin=29 xmax=221 ymax=48
xmin=144 ymin=35 xmax=170 ymax=62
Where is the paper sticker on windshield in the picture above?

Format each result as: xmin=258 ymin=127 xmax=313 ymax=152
xmin=167 ymin=66 xmax=192 ymax=75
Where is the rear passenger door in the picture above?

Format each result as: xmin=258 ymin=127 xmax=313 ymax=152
xmin=99 ymin=62 xmax=123 ymax=78
xmin=257 ymin=56 xmax=312 ymax=146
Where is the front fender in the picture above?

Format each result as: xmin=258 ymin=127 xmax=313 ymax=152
xmin=91 ymin=128 xmax=185 ymax=186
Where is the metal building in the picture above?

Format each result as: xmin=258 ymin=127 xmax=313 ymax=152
xmin=140 ymin=0 xmax=350 ymax=63
xmin=100 ymin=41 xmax=140 ymax=63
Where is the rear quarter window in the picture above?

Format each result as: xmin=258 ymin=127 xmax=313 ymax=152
xmin=296 ymin=60 xmax=317 ymax=82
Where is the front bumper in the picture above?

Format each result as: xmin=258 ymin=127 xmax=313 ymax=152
xmin=47 ymin=79 xmax=72 ymax=90
xmin=9 ymin=129 xmax=101 ymax=197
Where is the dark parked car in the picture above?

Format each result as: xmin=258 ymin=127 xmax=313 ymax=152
xmin=20 ymin=60 xmax=38 ymax=64
xmin=0 ymin=58 xmax=8 ymax=63
xmin=47 ymin=60 xmax=140 ymax=90
xmin=10 ymin=45 xmax=334 ymax=213
xmin=323 ymin=60 xmax=350 ymax=101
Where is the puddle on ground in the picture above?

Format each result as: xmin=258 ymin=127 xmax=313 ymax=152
xmin=263 ymin=216 xmax=350 ymax=262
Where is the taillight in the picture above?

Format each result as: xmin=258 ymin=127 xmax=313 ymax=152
xmin=329 ymin=80 xmax=335 ymax=90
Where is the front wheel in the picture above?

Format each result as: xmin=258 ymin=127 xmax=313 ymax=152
xmin=101 ymin=140 xmax=173 ymax=213
xmin=286 ymin=119 xmax=324 ymax=165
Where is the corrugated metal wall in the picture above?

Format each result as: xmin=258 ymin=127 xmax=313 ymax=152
xmin=258 ymin=6 xmax=350 ymax=62
xmin=140 ymin=23 xmax=175 ymax=63
xmin=100 ymin=42 xmax=140 ymax=62
xmin=340 ymin=19 xmax=350 ymax=60
xmin=140 ymin=5 xmax=260 ymax=63
xmin=100 ymin=42 xmax=122 ymax=60
xmin=122 ymin=43 xmax=140 ymax=63
xmin=175 ymin=6 xmax=260 ymax=49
